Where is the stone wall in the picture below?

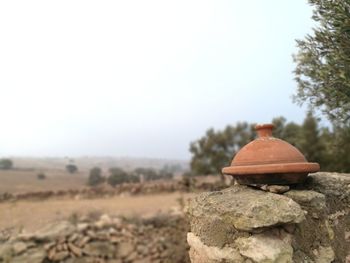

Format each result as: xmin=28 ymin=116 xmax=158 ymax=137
xmin=0 ymin=214 xmax=190 ymax=263
xmin=0 ymin=180 xmax=224 ymax=203
xmin=186 ymin=172 xmax=350 ymax=263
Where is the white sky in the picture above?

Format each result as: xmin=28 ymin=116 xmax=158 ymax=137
xmin=0 ymin=1 xmax=314 ymax=159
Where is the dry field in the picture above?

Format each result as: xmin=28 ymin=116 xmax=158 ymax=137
xmin=0 ymin=192 xmax=193 ymax=232
xmin=0 ymin=169 xmax=87 ymax=194
xmin=0 ymin=159 xmax=210 ymax=235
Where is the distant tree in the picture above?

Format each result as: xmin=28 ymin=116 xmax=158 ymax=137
xmin=299 ymin=112 xmax=326 ymax=163
xmin=66 ymin=164 xmax=78 ymax=174
xmin=107 ymin=167 xmax=129 ymax=187
xmin=0 ymin=159 xmax=13 ymax=170
xmin=159 ymin=165 xmax=174 ymax=180
xmin=189 ymin=114 xmax=350 ymax=175
xmin=88 ymin=167 xmax=104 ymax=186
xmin=37 ymin=173 xmax=46 ymax=180
xmin=293 ymin=0 xmax=350 ymax=123
xmin=272 ymin=117 xmax=302 ymax=148
xmin=189 ymin=122 xmax=255 ymax=181
xmin=128 ymin=172 xmax=141 ymax=183
xmin=323 ymin=124 xmax=350 ymax=172
xmin=134 ymin=167 xmax=159 ymax=181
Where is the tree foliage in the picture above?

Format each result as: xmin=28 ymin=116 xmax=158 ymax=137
xmin=107 ymin=167 xmax=129 ymax=187
xmin=293 ymin=0 xmax=350 ymax=123
xmin=66 ymin=164 xmax=78 ymax=174
xmin=88 ymin=167 xmax=104 ymax=186
xmin=0 ymin=159 xmax=13 ymax=170
xmin=189 ymin=122 xmax=255 ymax=177
xmin=190 ymin=113 xmax=350 ymax=175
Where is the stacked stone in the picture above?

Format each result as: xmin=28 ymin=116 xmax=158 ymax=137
xmin=186 ymin=172 xmax=350 ymax=263
xmin=0 ymin=179 xmax=223 ymax=203
xmin=0 ymin=214 xmax=190 ymax=263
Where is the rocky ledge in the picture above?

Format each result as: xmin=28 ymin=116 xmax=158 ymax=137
xmin=186 ymin=172 xmax=350 ymax=263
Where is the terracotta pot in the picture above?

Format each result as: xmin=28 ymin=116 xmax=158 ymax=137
xmin=222 ymin=124 xmax=320 ymax=185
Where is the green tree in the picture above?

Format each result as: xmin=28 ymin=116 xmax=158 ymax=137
xmin=299 ymin=112 xmax=325 ymax=163
xmin=189 ymin=122 xmax=255 ymax=180
xmin=324 ymin=124 xmax=350 ymax=172
xmin=134 ymin=167 xmax=159 ymax=181
xmin=293 ymin=0 xmax=350 ymax=123
xmin=0 ymin=158 xmax=13 ymax=170
xmin=107 ymin=167 xmax=129 ymax=187
xmin=88 ymin=167 xmax=104 ymax=186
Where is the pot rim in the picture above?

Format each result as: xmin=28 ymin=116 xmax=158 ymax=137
xmin=222 ymin=162 xmax=320 ymax=175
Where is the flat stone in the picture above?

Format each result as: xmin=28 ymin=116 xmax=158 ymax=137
xmin=50 ymin=250 xmax=69 ymax=261
xmin=118 ymin=241 xmax=134 ymax=258
xmin=187 ymin=185 xmax=305 ymax=232
xmin=308 ymin=172 xmax=350 ymax=200
xmin=266 ymin=185 xmax=290 ymax=194
xmin=284 ymin=190 xmax=326 ymax=211
xmin=0 ymin=243 xmax=14 ymax=261
xmin=254 ymin=185 xmax=290 ymax=194
xmin=18 ymin=221 xmax=75 ymax=241
xmin=12 ymin=242 xmax=28 ymax=255
xmin=11 ymin=248 xmax=46 ymax=263
xmin=235 ymin=231 xmax=293 ymax=263
xmin=83 ymin=241 xmax=116 ymax=258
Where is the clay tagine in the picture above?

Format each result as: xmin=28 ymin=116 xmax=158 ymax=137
xmin=222 ymin=123 xmax=320 ymax=185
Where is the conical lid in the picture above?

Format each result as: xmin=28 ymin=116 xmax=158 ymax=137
xmin=222 ymin=124 xmax=320 ymax=181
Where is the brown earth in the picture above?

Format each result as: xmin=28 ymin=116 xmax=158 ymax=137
xmin=0 ymin=192 xmax=193 ymax=232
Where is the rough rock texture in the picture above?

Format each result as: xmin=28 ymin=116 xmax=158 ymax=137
xmin=0 ymin=214 xmax=190 ymax=263
xmin=187 ymin=172 xmax=350 ymax=263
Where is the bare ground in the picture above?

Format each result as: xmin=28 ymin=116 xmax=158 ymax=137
xmin=0 ymin=192 xmax=193 ymax=232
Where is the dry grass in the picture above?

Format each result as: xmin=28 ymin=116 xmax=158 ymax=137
xmin=0 ymin=170 xmax=87 ymax=194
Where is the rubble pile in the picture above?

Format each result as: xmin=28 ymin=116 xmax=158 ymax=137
xmin=0 ymin=214 xmax=190 ymax=263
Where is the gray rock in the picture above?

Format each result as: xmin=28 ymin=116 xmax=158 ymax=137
xmin=284 ymin=190 xmax=326 ymax=211
xmin=235 ymin=231 xmax=293 ymax=263
xmin=0 ymin=243 xmax=14 ymax=261
xmin=18 ymin=221 xmax=75 ymax=241
xmin=187 ymin=185 xmax=305 ymax=233
xmin=83 ymin=241 xmax=116 ymax=258
xmin=11 ymin=248 xmax=46 ymax=263
xmin=12 ymin=242 xmax=28 ymax=255
xmin=308 ymin=172 xmax=350 ymax=203
xmin=187 ymin=232 xmax=243 ymax=263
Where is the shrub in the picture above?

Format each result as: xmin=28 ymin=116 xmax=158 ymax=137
xmin=107 ymin=167 xmax=130 ymax=187
xmin=0 ymin=159 xmax=13 ymax=170
xmin=37 ymin=173 xmax=46 ymax=180
xmin=88 ymin=167 xmax=104 ymax=186
xmin=66 ymin=164 xmax=78 ymax=174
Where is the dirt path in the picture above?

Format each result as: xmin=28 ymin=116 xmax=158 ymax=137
xmin=0 ymin=192 xmax=194 ymax=232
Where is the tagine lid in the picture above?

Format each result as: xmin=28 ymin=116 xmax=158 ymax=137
xmin=222 ymin=124 xmax=320 ymax=175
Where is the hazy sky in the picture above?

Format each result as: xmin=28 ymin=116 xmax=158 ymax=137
xmin=0 ymin=1 xmax=315 ymax=159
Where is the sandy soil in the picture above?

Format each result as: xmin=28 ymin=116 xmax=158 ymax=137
xmin=0 ymin=192 xmax=194 ymax=232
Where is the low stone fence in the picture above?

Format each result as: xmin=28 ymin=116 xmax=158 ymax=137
xmin=0 ymin=214 xmax=190 ymax=263
xmin=186 ymin=172 xmax=350 ymax=263
xmin=0 ymin=180 xmax=225 ymax=203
